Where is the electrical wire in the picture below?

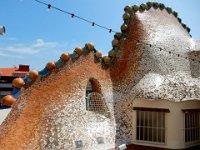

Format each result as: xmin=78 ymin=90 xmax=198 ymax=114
xmin=33 ymin=0 xmax=118 ymax=33
xmin=33 ymin=0 xmax=200 ymax=63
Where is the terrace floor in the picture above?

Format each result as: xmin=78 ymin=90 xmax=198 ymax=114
xmin=111 ymin=144 xmax=200 ymax=150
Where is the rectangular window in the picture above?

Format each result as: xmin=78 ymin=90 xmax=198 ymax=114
xmin=12 ymin=73 xmax=26 ymax=77
xmin=0 ymin=91 xmax=12 ymax=95
xmin=0 ymin=83 xmax=12 ymax=88
xmin=134 ymin=108 xmax=168 ymax=143
xmin=184 ymin=111 xmax=200 ymax=144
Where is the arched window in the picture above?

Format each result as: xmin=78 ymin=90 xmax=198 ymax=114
xmin=85 ymin=78 xmax=109 ymax=115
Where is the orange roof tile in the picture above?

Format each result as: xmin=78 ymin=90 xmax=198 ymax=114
xmin=0 ymin=67 xmax=28 ymax=77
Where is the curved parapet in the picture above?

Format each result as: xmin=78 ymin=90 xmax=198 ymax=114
xmin=110 ymin=2 xmax=200 ymax=146
xmin=0 ymin=42 xmax=116 ymax=149
xmin=111 ymin=2 xmax=200 ymax=102
xmin=0 ymin=51 xmax=115 ymax=150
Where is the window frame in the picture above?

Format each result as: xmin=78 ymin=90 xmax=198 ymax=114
xmin=134 ymin=107 xmax=169 ymax=145
xmin=182 ymin=109 xmax=200 ymax=145
xmin=85 ymin=78 xmax=109 ymax=116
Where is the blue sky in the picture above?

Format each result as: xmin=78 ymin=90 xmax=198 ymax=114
xmin=0 ymin=0 xmax=200 ymax=70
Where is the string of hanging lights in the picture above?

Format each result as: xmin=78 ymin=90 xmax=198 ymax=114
xmin=33 ymin=0 xmax=200 ymax=63
xmin=34 ymin=0 xmax=117 ymax=33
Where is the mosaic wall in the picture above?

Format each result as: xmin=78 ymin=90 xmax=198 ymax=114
xmin=0 ymin=53 xmax=115 ymax=150
xmin=0 ymin=2 xmax=199 ymax=150
xmin=112 ymin=7 xmax=200 ymax=146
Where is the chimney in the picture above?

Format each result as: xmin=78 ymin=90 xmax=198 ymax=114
xmin=18 ymin=65 xmax=30 ymax=71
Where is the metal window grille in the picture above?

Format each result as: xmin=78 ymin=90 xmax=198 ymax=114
xmin=185 ymin=112 xmax=200 ymax=144
xmin=86 ymin=92 xmax=107 ymax=114
xmin=136 ymin=110 xmax=165 ymax=143
xmin=85 ymin=80 xmax=109 ymax=116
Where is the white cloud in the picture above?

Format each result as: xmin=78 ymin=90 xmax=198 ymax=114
xmin=3 ymin=46 xmax=38 ymax=54
xmin=33 ymin=38 xmax=59 ymax=48
xmin=0 ymin=51 xmax=10 ymax=57
xmin=0 ymin=38 xmax=67 ymax=57
xmin=33 ymin=39 xmax=45 ymax=47
xmin=0 ymin=37 xmax=17 ymax=41
xmin=0 ymin=51 xmax=22 ymax=58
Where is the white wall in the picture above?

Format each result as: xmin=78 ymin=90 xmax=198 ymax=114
xmin=131 ymin=99 xmax=200 ymax=149
xmin=0 ymin=108 xmax=11 ymax=125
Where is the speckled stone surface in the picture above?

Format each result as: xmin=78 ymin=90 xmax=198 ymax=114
xmin=0 ymin=53 xmax=115 ymax=150
xmin=0 ymin=4 xmax=199 ymax=150
xmin=111 ymin=8 xmax=200 ymax=146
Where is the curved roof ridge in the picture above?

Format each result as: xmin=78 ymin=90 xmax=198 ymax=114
xmin=21 ymin=43 xmax=103 ymax=85
xmin=122 ymin=2 xmax=191 ymax=35
xmin=0 ymin=43 xmax=105 ymax=106
xmin=0 ymin=1 xmax=192 ymax=106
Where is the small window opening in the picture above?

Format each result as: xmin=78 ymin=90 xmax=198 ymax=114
xmin=85 ymin=78 xmax=109 ymax=116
